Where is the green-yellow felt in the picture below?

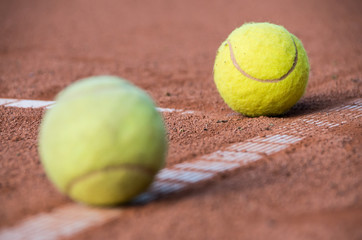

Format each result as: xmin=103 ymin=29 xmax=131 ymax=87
xmin=214 ymin=22 xmax=310 ymax=117
xmin=38 ymin=76 xmax=167 ymax=206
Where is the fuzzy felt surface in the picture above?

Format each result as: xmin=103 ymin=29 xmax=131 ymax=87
xmin=38 ymin=76 xmax=167 ymax=205
xmin=214 ymin=22 xmax=310 ymax=117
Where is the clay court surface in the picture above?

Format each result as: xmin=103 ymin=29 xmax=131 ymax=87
xmin=0 ymin=0 xmax=362 ymax=239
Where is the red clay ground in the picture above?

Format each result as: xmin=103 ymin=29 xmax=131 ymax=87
xmin=0 ymin=0 xmax=361 ymax=239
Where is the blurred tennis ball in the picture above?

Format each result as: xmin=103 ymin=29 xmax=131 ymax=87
xmin=38 ymin=76 xmax=167 ymax=206
xmin=214 ymin=22 xmax=309 ymax=117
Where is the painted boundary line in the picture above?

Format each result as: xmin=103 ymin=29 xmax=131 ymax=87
xmin=0 ymin=98 xmax=194 ymax=114
xmin=0 ymin=205 xmax=120 ymax=240
xmin=135 ymin=98 xmax=362 ymax=203
xmin=0 ymin=98 xmax=361 ymax=240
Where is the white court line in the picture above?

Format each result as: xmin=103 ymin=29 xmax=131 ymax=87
xmin=0 ymin=98 xmax=194 ymax=114
xmin=302 ymin=118 xmax=333 ymax=127
xmin=353 ymin=99 xmax=362 ymax=105
xmin=330 ymin=104 xmax=362 ymax=112
xmin=345 ymin=105 xmax=359 ymax=110
xmin=200 ymin=150 xmax=262 ymax=163
xmin=354 ymin=105 xmax=362 ymax=111
xmin=156 ymin=107 xmax=194 ymax=114
xmin=0 ymin=204 xmax=120 ymax=240
xmin=5 ymin=100 xmax=54 ymax=108
xmin=133 ymin=181 xmax=187 ymax=203
xmin=157 ymin=169 xmax=215 ymax=183
xmin=1 ymin=98 xmax=361 ymax=240
xmin=251 ymin=134 xmax=303 ymax=145
xmin=174 ymin=160 xmax=240 ymax=172
xmin=0 ymin=98 xmax=19 ymax=105
xmin=148 ymin=181 xmax=186 ymax=194
xmin=227 ymin=142 xmax=290 ymax=155
xmin=131 ymin=181 xmax=187 ymax=204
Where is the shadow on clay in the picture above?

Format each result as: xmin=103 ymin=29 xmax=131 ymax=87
xmin=282 ymin=94 xmax=356 ymax=118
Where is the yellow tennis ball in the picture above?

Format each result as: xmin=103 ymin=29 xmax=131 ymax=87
xmin=38 ymin=76 xmax=167 ymax=206
xmin=214 ymin=22 xmax=310 ymax=117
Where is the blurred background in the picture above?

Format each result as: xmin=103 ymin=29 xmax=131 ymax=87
xmin=0 ymin=0 xmax=361 ymax=106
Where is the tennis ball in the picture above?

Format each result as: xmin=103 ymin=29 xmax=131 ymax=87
xmin=38 ymin=76 xmax=167 ymax=206
xmin=213 ymin=22 xmax=310 ymax=117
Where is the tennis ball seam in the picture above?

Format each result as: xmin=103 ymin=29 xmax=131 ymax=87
xmin=227 ymin=36 xmax=298 ymax=83
xmin=64 ymin=164 xmax=158 ymax=194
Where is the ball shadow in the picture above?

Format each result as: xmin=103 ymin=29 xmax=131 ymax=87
xmin=280 ymin=94 xmax=355 ymax=118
